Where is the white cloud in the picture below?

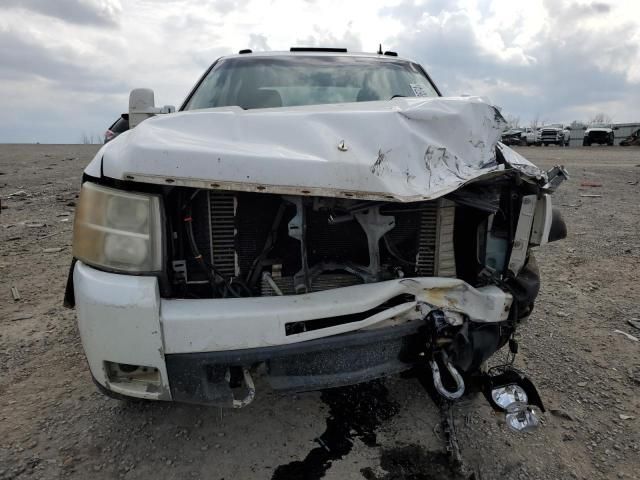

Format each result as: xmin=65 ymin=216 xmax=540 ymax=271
xmin=3 ymin=0 xmax=122 ymax=27
xmin=384 ymin=0 xmax=640 ymax=124
xmin=0 ymin=0 xmax=638 ymax=142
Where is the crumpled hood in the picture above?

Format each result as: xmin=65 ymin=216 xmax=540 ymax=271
xmin=91 ymin=96 xmax=544 ymax=202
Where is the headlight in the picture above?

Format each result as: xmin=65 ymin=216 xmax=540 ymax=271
xmin=73 ymin=182 xmax=163 ymax=273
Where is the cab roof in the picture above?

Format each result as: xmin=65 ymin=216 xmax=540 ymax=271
xmin=219 ymin=49 xmax=415 ymax=63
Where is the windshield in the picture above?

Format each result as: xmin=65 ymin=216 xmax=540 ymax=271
xmin=183 ymin=55 xmax=439 ymax=111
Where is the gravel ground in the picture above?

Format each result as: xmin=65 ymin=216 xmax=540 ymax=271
xmin=1 ymin=144 xmax=639 ymax=480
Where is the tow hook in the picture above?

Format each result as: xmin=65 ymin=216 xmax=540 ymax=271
xmin=429 ymin=351 xmax=465 ymax=400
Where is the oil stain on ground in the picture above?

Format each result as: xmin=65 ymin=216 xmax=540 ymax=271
xmin=361 ymin=445 xmax=469 ymax=480
xmin=271 ymin=380 xmax=399 ymax=480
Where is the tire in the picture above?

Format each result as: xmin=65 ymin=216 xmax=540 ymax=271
xmin=583 ymin=139 xmax=590 ymax=147
xmin=543 ymin=143 xmax=548 ymax=146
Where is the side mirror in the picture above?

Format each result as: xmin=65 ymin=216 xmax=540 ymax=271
xmin=128 ymin=88 xmax=175 ymax=128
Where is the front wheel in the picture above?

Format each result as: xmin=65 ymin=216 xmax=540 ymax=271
xmin=583 ymin=139 xmax=591 ymax=146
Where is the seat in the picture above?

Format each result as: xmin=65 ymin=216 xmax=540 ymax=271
xmin=237 ymin=88 xmax=283 ymax=109
xmin=356 ymin=87 xmax=381 ymax=102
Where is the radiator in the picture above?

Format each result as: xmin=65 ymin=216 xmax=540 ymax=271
xmin=192 ymin=192 xmax=456 ymax=295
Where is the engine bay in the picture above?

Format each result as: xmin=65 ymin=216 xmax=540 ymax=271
xmin=168 ymin=190 xmax=461 ymax=299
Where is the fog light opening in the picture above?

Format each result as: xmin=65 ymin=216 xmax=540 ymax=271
xmin=105 ymin=361 xmax=160 ymax=385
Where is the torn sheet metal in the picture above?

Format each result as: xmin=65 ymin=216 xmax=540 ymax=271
xmin=91 ymin=96 xmax=545 ymax=202
xmin=161 ymin=276 xmax=511 ymax=353
xmin=496 ymin=143 xmax=545 ymax=181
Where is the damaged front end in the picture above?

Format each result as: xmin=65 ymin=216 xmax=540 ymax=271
xmin=159 ymin=155 xmax=567 ymax=413
xmin=71 ymin=96 xmax=568 ymax=417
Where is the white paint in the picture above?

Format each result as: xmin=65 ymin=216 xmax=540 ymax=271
xmin=128 ymin=88 xmax=175 ymax=128
xmin=496 ymin=143 xmax=544 ymax=179
xmin=73 ymin=261 xmax=171 ymax=400
xmin=73 ymin=260 xmax=512 ymax=356
xmin=84 ymin=143 xmax=106 ymax=177
xmin=585 ymin=127 xmax=613 ymax=134
xmin=508 ymin=195 xmax=538 ymax=275
xmin=87 ymin=96 xmax=545 ymax=202
xmin=530 ymin=193 xmax=553 ymax=246
xmin=161 ymin=277 xmax=511 ymax=353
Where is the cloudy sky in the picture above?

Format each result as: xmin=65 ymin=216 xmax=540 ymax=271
xmin=1 ymin=0 xmax=638 ymax=143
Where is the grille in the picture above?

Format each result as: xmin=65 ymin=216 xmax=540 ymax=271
xmin=208 ymin=192 xmax=237 ymax=278
xmin=434 ymin=200 xmax=456 ymax=276
xmin=380 ymin=200 xmax=450 ymax=277
xmin=416 ymin=202 xmax=438 ymax=275
xmin=588 ymin=131 xmax=608 ymax=140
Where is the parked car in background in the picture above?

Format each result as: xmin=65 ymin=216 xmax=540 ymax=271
xmin=620 ymin=128 xmax=640 ymax=146
xmin=501 ymin=128 xmax=524 ymax=145
xmin=583 ymin=124 xmax=614 ymax=146
xmin=539 ymin=124 xmax=570 ymax=146
xmin=104 ymin=114 xmax=130 ymax=143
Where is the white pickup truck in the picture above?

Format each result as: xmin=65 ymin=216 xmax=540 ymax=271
xmin=521 ymin=127 xmax=537 ymax=146
xmin=583 ymin=124 xmax=614 ymax=146
xmin=539 ymin=124 xmax=570 ymax=146
xmin=65 ymin=49 xmax=567 ymax=430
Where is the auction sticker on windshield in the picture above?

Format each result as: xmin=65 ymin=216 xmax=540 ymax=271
xmin=410 ymin=83 xmax=431 ymax=97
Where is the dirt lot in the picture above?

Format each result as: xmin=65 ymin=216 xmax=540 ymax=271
xmin=1 ymin=144 xmax=639 ymax=480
